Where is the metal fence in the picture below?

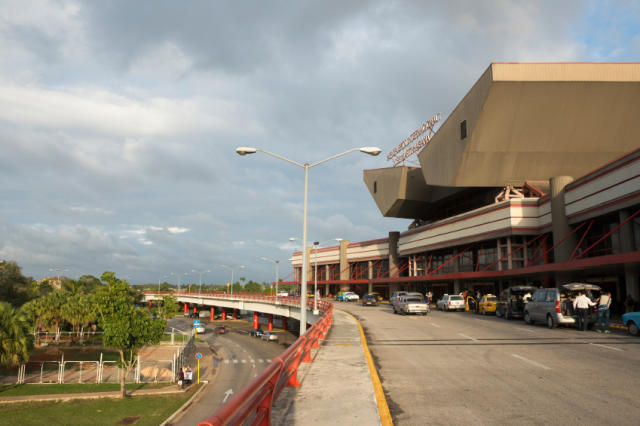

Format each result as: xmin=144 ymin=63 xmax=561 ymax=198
xmin=7 ymin=331 xmax=195 ymax=385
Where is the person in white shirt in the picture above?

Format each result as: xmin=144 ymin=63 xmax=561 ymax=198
xmin=596 ymin=292 xmax=613 ymax=333
xmin=573 ymin=292 xmax=596 ymax=331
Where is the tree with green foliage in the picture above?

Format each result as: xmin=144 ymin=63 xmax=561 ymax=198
xmin=77 ymin=274 xmax=102 ymax=293
xmin=0 ymin=302 xmax=32 ymax=367
xmin=158 ymin=294 xmax=180 ymax=320
xmin=96 ymin=272 xmax=165 ymax=398
xmin=40 ymin=291 xmax=69 ymax=341
xmin=244 ymin=281 xmax=262 ymax=293
xmin=63 ymin=293 xmax=95 ymax=338
xmin=0 ymin=260 xmax=34 ymax=307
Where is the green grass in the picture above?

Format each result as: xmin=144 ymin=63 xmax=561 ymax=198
xmin=0 ymin=384 xmax=201 ymax=426
xmin=0 ymin=382 xmax=171 ymax=397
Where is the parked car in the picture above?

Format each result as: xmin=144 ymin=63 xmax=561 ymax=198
xmin=195 ymin=326 xmax=205 ymax=334
xmin=362 ymin=294 xmax=379 ymax=306
xmin=477 ymin=294 xmax=498 ymax=315
xmin=390 ymin=291 xmax=408 ymax=308
xmin=523 ymin=283 xmax=601 ymax=329
xmin=250 ymin=328 xmax=264 ymax=338
xmin=369 ymin=292 xmax=384 ymax=301
xmin=622 ymin=312 xmax=640 ymax=336
xmin=436 ymin=294 xmax=465 ymax=311
xmin=336 ymin=291 xmax=359 ymax=302
xmin=495 ymin=285 xmax=539 ymax=319
xmin=261 ymin=332 xmax=279 ymax=341
xmin=395 ymin=295 xmax=429 ymax=315
xmin=215 ymin=325 xmax=228 ymax=334
xmin=199 ymin=311 xmax=210 ymax=318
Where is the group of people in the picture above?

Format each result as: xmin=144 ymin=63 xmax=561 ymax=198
xmin=573 ymin=291 xmax=613 ymax=333
xmin=178 ymin=365 xmax=193 ymax=388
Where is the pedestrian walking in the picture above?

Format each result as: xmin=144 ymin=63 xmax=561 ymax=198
xmin=185 ymin=365 xmax=193 ymax=385
xmin=573 ymin=292 xmax=596 ymax=331
xmin=178 ymin=366 xmax=185 ymax=389
xmin=625 ymin=294 xmax=634 ymax=313
xmin=596 ymin=292 xmax=612 ymax=333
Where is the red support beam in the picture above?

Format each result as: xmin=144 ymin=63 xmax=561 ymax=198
xmin=430 ymin=245 xmax=473 ymax=275
xmin=569 ymin=220 xmax=595 ymax=261
xmin=529 ymin=221 xmax=589 ymax=266
xmin=574 ymin=208 xmax=640 ymax=260
xmin=482 ymin=233 xmax=546 ymax=272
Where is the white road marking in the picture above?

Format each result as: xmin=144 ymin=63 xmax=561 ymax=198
xmin=458 ymin=333 xmax=477 ymax=342
xmin=511 ymin=354 xmax=551 ymax=370
xmin=241 ymin=359 xmax=246 ymax=364
xmin=590 ymin=343 xmax=624 ymax=352
xmin=429 ymin=323 xmax=441 ymax=328
xmin=258 ymin=359 xmax=264 ymax=363
xmin=233 ymin=359 xmax=238 ymax=364
xmin=224 ymin=359 xmax=230 ymax=364
xmin=515 ymin=327 xmax=535 ymax=333
xmin=223 ymin=388 xmax=233 ymax=403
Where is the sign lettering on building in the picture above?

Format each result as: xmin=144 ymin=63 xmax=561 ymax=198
xmin=387 ymin=113 xmax=440 ymax=166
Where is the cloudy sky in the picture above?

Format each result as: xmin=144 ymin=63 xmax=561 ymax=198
xmin=1 ymin=1 xmax=639 ymax=286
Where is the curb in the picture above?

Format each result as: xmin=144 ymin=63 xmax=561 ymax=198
xmin=0 ymin=386 xmax=184 ymax=405
xmin=160 ymin=381 xmax=209 ymax=426
xmin=343 ymin=311 xmax=394 ymax=426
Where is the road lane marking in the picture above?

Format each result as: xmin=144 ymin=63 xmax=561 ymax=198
xmin=241 ymin=359 xmax=246 ymax=363
xmin=458 ymin=333 xmax=477 ymax=342
xmin=590 ymin=343 xmax=623 ymax=352
xmin=233 ymin=359 xmax=238 ymax=364
xmin=224 ymin=359 xmax=230 ymax=364
xmin=515 ymin=327 xmax=535 ymax=333
xmin=429 ymin=323 xmax=441 ymax=328
xmin=511 ymin=354 xmax=551 ymax=370
xmin=258 ymin=359 xmax=264 ymax=363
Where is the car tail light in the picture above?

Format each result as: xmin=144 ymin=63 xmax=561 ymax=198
xmin=555 ymin=301 xmax=561 ymax=313
xmin=448 ymin=301 xmax=451 ymax=305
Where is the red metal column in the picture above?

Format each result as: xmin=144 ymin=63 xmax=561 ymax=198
xmin=210 ymin=307 xmax=215 ymax=321
xmin=253 ymin=312 xmax=259 ymax=329
xmin=268 ymin=314 xmax=273 ymax=331
xmin=184 ymin=303 xmax=188 ymax=313
xmin=149 ymin=300 xmax=152 ymax=308
xmin=282 ymin=316 xmax=287 ymax=330
xmin=221 ymin=309 xmax=226 ymax=320
xmin=233 ymin=309 xmax=238 ymax=320
xmin=193 ymin=307 xmax=197 ymax=317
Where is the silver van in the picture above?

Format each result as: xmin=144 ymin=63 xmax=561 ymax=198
xmin=523 ymin=283 xmax=601 ymax=329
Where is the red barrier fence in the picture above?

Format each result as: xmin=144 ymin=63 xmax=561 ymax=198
xmin=143 ymin=291 xmax=333 ymax=425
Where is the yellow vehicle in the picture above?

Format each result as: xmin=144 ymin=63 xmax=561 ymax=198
xmin=478 ymin=294 xmax=498 ymax=315
xmin=369 ymin=292 xmax=384 ymax=301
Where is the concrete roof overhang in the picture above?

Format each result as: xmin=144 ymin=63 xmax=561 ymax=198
xmin=364 ymin=63 xmax=640 ymax=219
xmin=419 ymin=62 xmax=640 ymax=187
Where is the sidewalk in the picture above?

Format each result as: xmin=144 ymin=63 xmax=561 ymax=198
xmin=271 ymin=309 xmax=385 ymax=425
xmin=0 ymin=385 xmax=188 ymax=405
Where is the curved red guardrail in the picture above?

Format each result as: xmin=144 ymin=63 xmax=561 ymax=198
xmin=143 ymin=291 xmax=333 ymax=425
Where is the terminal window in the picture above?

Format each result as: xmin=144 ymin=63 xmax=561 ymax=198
xmin=460 ymin=120 xmax=467 ymax=140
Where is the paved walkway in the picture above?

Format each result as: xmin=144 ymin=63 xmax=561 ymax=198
xmin=271 ymin=309 xmax=384 ymax=425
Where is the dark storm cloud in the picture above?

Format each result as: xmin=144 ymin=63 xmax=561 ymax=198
xmin=0 ymin=0 xmax=635 ymax=284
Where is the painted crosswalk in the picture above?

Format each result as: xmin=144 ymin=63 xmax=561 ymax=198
xmin=222 ymin=358 xmax=272 ymax=365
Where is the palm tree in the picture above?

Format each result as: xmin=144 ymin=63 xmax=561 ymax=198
xmin=0 ymin=302 xmax=32 ymax=367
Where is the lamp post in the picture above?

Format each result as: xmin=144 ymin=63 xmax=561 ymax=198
xmin=49 ymin=267 xmax=69 ymax=289
xmin=236 ymin=146 xmax=381 ymax=335
xmin=177 ymin=272 xmax=188 ymax=293
xmin=220 ymin=264 xmax=245 ymax=297
xmin=312 ymin=238 xmax=342 ymax=314
xmin=192 ymin=269 xmax=211 ymax=294
xmin=260 ymin=257 xmax=280 ymax=297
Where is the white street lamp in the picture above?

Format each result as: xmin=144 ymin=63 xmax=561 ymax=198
xmin=313 ymin=238 xmax=342 ymax=314
xmin=220 ymin=264 xmax=245 ymax=297
xmin=177 ymin=272 xmax=188 ymax=293
xmin=237 ymin=146 xmax=381 ymax=335
xmin=261 ymin=257 xmax=280 ymax=297
xmin=49 ymin=267 xmax=69 ymax=289
xmin=192 ymin=269 xmax=211 ymax=294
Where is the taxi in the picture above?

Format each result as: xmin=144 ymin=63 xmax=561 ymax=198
xmin=369 ymin=292 xmax=384 ymax=302
xmin=478 ymin=294 xmax=498 ymax=315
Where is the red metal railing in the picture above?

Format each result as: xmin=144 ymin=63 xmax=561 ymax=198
xmin=144 ymin=291 xmax=334 ymax=425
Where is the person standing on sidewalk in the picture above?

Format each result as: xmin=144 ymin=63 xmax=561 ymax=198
xmin=573 ymin=292 xmax=596 ymax=331
xmin=596 ymin=292 xmax=613 ymax=333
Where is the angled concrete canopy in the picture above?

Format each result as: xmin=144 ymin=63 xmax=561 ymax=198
xmin=419 ymin=62 xmax=640 ymax=187
xmin=365 ymin=62 xmax=640 ymax=219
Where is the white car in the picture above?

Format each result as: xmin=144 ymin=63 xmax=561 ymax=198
xmin=437 ymin=294 xmax=465 ymax=311
xmin=395 ymin=295 xmax=429 ymax=315
xmin=261 ymin=332 xmax=279 ymax=341
xmin=195 ymin=326 xmax=205 ymax=334
xmin=344 ymin=292 xmax=360 ymax=302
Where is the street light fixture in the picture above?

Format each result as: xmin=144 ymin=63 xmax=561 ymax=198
xmin=261 ymin=257 xmax=280 ymax=297
xmin=313 ymin=238 xmax=342 ymax=314
xmin=192 ymin=269 xmax=211 ymax=294
xmin=237 ymin=146 xmax=381 ymax=335
xmin=177 ymin=272 xmax=188 ymax=293
xmin=220 ymin=264 xmax=245 ymax=297
xmin=49 ymin=267 xmax=69 ymax=289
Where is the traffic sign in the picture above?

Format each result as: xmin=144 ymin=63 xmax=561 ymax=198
xmin=195 ymin=352 xmax=203 ymax=360
xmin=193 ymin=320 xmax=200 ymax=328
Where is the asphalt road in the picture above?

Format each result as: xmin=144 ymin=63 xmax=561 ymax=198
xmin=167 ymin=317 xmax=292 ymax=425
xmin=337 ymin=302 xmax=640 ymax=426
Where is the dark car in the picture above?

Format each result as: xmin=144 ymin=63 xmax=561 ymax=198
xmin=250 ymin=328 xmax=264 ymax=338
xmin=496 ymin=285 xmax=539 ymax=319
xmin=215 ymin=325 xmax=228 ymax=334
xmin=362 ymin=294 xmax=379 ymax=306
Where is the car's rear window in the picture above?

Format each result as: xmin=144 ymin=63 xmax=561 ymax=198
xmin=486 ymin=296 xmax=497 ymax=302
xmin=406 ymin=297 xmax=423 ymax=303
xmin=450 ymin=296 xmax=463 ymax=300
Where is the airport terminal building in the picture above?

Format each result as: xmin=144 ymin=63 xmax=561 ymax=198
xmin=289 ymin=63 xmax=640 ymax=310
